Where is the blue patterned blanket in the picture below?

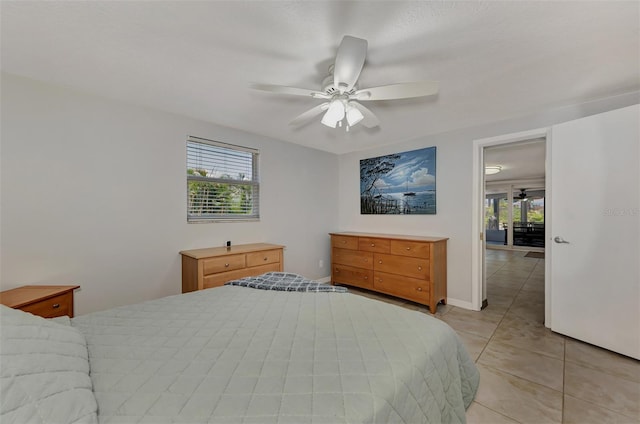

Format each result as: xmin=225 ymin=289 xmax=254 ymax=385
xmin=225 ymin=272 xmax=348 ymax=293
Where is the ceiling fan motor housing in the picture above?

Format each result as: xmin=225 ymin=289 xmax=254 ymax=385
xmin=321 ymin=71 xmax=357 ymax=96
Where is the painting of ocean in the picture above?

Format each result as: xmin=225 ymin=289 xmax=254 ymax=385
xmin=360 ymin=146 xmax=436 ymax=215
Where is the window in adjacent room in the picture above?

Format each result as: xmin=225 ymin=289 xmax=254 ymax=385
xmin=187 ymin=136 xmax=259 ymax=222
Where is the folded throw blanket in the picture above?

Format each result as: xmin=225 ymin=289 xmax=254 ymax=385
xmin=225 ymin=272 xmax=348 ymax=293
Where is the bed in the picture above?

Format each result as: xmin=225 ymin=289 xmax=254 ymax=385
xmin=1 ymin=273 xmax=479 ymax=424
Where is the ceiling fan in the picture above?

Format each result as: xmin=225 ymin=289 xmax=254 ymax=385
xmin=251 ymin=35 xmax=439 ymax=131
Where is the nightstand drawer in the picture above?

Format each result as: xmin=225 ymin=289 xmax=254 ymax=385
xmin=0 ymin=285 xmax=79 ymax=318
xmin=18 ymin=292 xmax=72 ymax=318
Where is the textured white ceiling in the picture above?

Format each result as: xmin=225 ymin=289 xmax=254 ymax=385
xmin=1 ymin=1 xmax=638 ymax=154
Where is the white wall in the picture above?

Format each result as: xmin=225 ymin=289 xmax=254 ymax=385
xmin=337 ymin=91 xmax=639 ymax=307
xmin=3 ymin=71 xmax=637 ymax=314
xmin=1 ymin=73 xmax=339 ymax=314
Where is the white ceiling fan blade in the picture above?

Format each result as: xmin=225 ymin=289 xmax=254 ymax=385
xmin=353 ymin=81 xmax=439 ymax=101
xmin=350 ymin=102 xmax=379 ymax=128
xmin=333 ymin=36 xmax=368 ymax=93
xmin=251 ymin=83 xmax=330 ymax=99
xmin=289 ymin=102 xmax=330 ymax=126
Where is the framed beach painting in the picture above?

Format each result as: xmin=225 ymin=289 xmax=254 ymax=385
xmin=360 ymin=146 xmax=436 ymax=215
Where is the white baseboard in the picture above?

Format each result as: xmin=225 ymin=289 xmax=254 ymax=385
xmin=446 ymin=298 xmax=477 ymax=311
xmin=316 ymin=276 xmax=331 ymax=283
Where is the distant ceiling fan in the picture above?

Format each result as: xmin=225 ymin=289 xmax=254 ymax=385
xmin=251 ymin=35 xmax=439 ymax=131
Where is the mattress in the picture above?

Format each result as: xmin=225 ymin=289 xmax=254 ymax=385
xmin=71 ymin=285 xmax=479 ymax=423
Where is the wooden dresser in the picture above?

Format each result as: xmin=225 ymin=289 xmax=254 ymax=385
xmin=180 ymin=243 xmax=284 ymax=293
xmin=0 ymin=285 xmax=80 ymax=318
xmin=330 ymin=232 xmax=448 ymax=313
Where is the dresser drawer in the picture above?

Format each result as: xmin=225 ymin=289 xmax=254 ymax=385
xmin=374 ymin=272 xmax=430 ymax=304
xmin=332 ymin=235 xmax=358 ymax=250
xmin=333 ymin=264 xmax=373 ymax=289
xmin=246 ymin=249 xmax=280 ymax=267
xmin=358 ymin=237 xmax=390 ymax=253
xmin=181 ymin=243 xmax=285 ymax=293
xmin=374 ymin=253 xmax=429 ymax=279
xmin=18 ymin=292 xmax=72 ymax=318
xmin=203 ymin=254 xmax=246 ymax=275
xmin=390 ymin=240 xmax=431 ymax=258
xmin=203 ymin=263 xmax=281 ymax=289
xmin=333 ymin=248 xmax=374 ymax=269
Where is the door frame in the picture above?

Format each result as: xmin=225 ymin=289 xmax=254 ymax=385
xmin=471 ymin=127 xmax=551 ymax=325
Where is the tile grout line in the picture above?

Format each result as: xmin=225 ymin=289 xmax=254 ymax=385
xmin=473 ymin=256 xmax=567 ymax=423
xmin=473 ymin=255 xmax=549 ymax=422
xmin=476 ymin=254 xmax=538 ymax=361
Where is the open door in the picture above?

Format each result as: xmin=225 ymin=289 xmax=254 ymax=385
xmin=549 ymin=104 xmax=639 ymax=359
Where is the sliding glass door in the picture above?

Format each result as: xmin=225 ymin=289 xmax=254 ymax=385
xmin=485 ymin=187 xmax=545 ymax=250
xmin=512 ymin=189 xmax=545 ymax=248
xmin=485 ymin=194 xmax=508 ymax=246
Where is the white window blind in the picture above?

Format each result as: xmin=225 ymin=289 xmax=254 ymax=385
xmin=187 ymin=136 xmax=259 ymax=221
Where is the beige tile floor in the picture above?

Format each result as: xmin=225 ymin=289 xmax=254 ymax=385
xmin=347 ymin=249 xmax=640 ymax=424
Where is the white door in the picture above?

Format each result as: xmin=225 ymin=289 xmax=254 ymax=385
xmin=550 ymin=104 xmax=639 ymax=359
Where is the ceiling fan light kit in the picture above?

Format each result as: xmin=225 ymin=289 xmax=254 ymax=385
xmin=346 ymin=103 xmax=364 ymax=126
xmin=252 ymin=35 xmax=439 ymax=131
xmin=320 ymin=100 xmax=345 ymax=128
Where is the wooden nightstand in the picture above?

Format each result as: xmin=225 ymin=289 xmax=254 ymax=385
xmin=0 ymin=285 xmax=80 ymax=318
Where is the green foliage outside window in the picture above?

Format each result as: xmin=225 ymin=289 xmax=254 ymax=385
xmin=187 ymin=169 xmax=254 ymax=217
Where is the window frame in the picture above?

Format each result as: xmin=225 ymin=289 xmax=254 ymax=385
xmin=186 ymin=136 xmax=260 ymax=223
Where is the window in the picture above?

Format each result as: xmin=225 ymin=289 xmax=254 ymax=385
xmin=187 ymin=136 xmax=259 ymax=222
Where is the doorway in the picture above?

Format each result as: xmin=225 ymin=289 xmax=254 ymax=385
xmin=484 ymin=140 xmax=546 ymax=253
xmin=471 ymin=128 xmax=550 ymax=325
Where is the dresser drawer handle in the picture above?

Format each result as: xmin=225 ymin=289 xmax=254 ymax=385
xmin=52 ymin=303 xmax=60 ymax=309
xmin=418 ymin=266 xmax=423 ymax=271
xmin=335 ymin=269 xmax=340 ymax=273
xmin=416 ymin=287 xmax=422 ymax=292
xmin=406 ymin=247 xmax=411 ymax=251
xmin=263 ymin=257 xmax=268 ymax=261
xmin=342 ymin=240 xmax=346 ymax=244
xmin=378 ymin=278 xmax=383 ymax=283
xmin=370 ymin=243 xmax=375 ymax=247
xmin=363 ymin=276 xmax=368 ymax=280
xmin=224 ymin=263 xmax=230 ymax=267
xmin=378 ymin=260 xmax=382 ymax=264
